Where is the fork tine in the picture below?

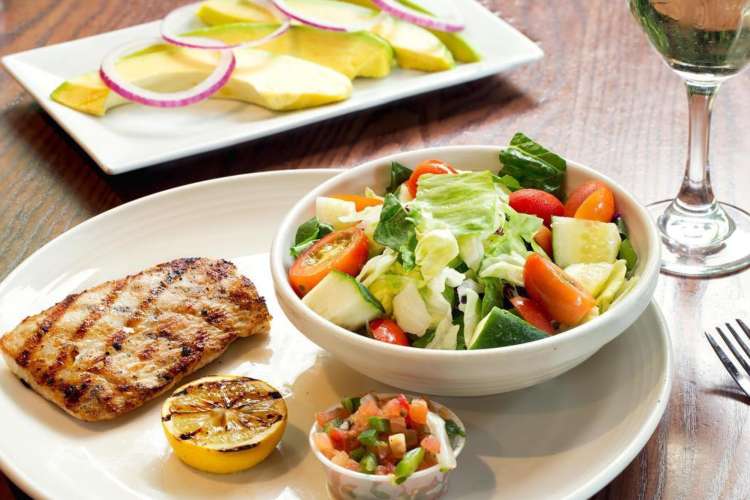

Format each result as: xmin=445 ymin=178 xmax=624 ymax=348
xmin=726 ymin=322 xmax=750 ymax=360
xmin=706 ymin=331 xmax=750 ymax=398
xmin=737 ymin=318 xmax=750 ymax=339
xmin=716 ymin=326 xmax=750 ymax=375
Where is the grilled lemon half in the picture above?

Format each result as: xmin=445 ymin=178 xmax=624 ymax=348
xmin=161 ymin=375 xmax=287 ymax=474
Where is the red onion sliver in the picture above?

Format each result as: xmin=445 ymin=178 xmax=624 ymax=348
xmin=271 ymin=0 xmax=385 ymax=32
xmin=99 ymin=37 xmax=236 ymax=108
xmin=371 ymin=0 xmax=464 ymax=32
xmin=161 ymin=0 xmax=291 ymax=49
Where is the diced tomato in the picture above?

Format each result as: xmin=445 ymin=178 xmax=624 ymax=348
xmin=327 ymin=427 xmax=349 ymax=450
xmin=523 ymin=253 xmax=595 ymax=325
xmin=409 ymin=398 xmax=429 ymax=425
xmin=382 ymin=398 xmax=404 ymax=418
xmin=316 ymin=407 xmax=347 ymax=428
xmin=351 ymin=396 xmax=381 ymax=430
xmin=331 ymin=450 xmax=360 ymax=471
xmin=534 ymin=225 xmax=553 ymax=256
xmin=508 ymin=189 xmax=565 ymax=226
xmin=389 ymin=416 xmax=407 ymax=434
xmin=406 ymin=160 xmax=457 ymax=197
xmin=509 ymin=296 xmax=554 ymax=334
xmin=574 ymin=187 xmax=616 ymax=222
xmin=396 ymin=394 xmax=411 ymax=412
xmin=404 ymin=429 xmax=419 ymax=447
xmin=369 ymin=319 xmax=409 ymax=346
xmin=564 ymin=181 xmax=609 ymax=217
xmin=330 ymin=194 xmax=383 ymax=211
xmin=288 ymin=227 xmax=369 ymax=296
xmin=314 ymin=432 xmax=337 ymax=459
xmin=420 ymin=435 xmax=441 ymax=455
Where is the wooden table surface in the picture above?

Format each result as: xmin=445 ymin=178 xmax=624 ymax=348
xmin=2 ymin=0 xmax=750 ymax=498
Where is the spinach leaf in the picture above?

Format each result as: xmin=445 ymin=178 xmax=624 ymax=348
xmin=613 ymin=216 xmax=638 ymax=277
xmin=619 ymin=239 xmax=638 ymax=278
xmin=499 ymin=133 xmax=566 ymax=198
xmin=493 ymin=174 xmax=521 ymax=191
xmin=510 ymin=132 xmax=566 ymax=173
xmin=374 ymin=194 xmax=417 ymax=270
xmin=289 ymin=217 xmax=333 ymax=257
xmin=411 ymin=329 xmax=435 ymax=348
xmin=387 ymin=161 xmax=413 ymax=193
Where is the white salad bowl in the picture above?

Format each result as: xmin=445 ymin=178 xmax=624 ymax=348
xmin=270 ymin=146 xmax=660 ymax=396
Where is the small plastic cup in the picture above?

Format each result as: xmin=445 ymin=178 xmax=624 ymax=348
xmin=309 ymin=393 xmax=466 ymax=500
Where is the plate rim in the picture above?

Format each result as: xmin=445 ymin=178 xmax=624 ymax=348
xmin=0 ymin=169 xmax=672 ymax=499
xmin=1 ymin=3 xmax=543 ymax=175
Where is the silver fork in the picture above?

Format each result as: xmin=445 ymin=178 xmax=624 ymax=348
xmin=706 ymin=319 xmax=750 ymax=398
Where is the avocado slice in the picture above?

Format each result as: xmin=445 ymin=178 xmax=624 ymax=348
xmin=468 ymin=307 xmax=548 ymax=349
xmin=338 ymin=0 xmax=481 ymax=62
xmin=187 ymin=22 xmax=393 ymax=79
xmin=198 ymin=0 xmax=455 ymax=72
xmin=197 ymin=0 xmax=277 ymax=24
xmin=50 ymin=46 xmax=352 ymax=116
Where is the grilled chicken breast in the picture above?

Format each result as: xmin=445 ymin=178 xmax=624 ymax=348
xmin=0 ymin=258 xmax=271 ymax=421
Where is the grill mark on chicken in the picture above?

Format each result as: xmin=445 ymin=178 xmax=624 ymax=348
xmin=15 ymin=294 xmax=79 ymax=368
xmin=0 ymin=258 xmax=271 ymax=421
xmin=73 ymin=280 xmax=128 ymax=340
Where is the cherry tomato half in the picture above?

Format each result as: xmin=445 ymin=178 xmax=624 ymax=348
xmin=369 ymin=319 xmax=409 ymax=346
xmin=406 ymin=160 xmax=456 ymax=198
xmin=564 ymin=181 xmax=609 ymax=217
xmin=523 ymin=253 xmax=595 ymax=325
xmin=289 ymin=227 xmax=369 ymax=296
xmin=533 ymin=225 xmax=553 ymax=256
xmin=574 ymin=187 xmax=616 ymax=222
xmin=508 ymin=189 xmax=564 ymax=226
xmin=509 ymin=296 xmax=554 ymax=334
xmin=330 ymin=194 xmax=383 ymax=212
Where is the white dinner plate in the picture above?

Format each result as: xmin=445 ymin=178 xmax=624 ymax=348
xmin=1 ymin=1 xmax=542 ymax=175
xmin=0 ymin=170 xmax=671 ymax=499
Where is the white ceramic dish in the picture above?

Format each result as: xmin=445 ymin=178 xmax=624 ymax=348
xmin=271 ymin=146 xmax=661 ymax=396
xmin=309 ymin=394 xmax=466 ymax=500
xmin=1 ymin=0 xmax=542 ymax=175
xmin=0 ymin=169 xmax=671 ymax=499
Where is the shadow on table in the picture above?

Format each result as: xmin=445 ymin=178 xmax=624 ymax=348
xmin=4 ymin=75 xmax=537 ymax=204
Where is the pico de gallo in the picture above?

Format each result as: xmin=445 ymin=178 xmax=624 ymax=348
xmin=289 ymin=133 xmax=640 ymax=350
xmin=312 ymin=393 xmax=464 ymax=483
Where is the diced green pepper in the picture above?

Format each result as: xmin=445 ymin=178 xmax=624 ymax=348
xmin=394 ymin=447 xmax=425 ymax=484
xmin=368 ymin=416 xmax=390 ymax=433
xmin=349 ymin=447 xmax=366 ymax=461
xmin=358 ymin=428 xmax=379 ymax=447
xmin=360 ymin=451 xmax=378 ymax=474
xmin=323 ymin=417 xmax=343 ymax=432
xmin=341 ymin=397 xmax=361 ymax=414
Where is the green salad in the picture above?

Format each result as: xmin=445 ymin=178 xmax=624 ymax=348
xmin=288 ymin=133 xmax=639 ymax=350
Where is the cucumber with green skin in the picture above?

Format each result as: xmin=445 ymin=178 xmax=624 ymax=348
xmin=469 ymin=307 xmax=548 ymax=349
xmin=302 ymin=270 xmax=383 ymax=330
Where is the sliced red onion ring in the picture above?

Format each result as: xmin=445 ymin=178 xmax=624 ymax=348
xmin=371 ymin=0 xmax=464 ymax=32
xmin=161 ymin=0 xmax=291 ymax=49
xmin=271 ymin=0 xmax=385 ymax=32
xmin=99 ymin=37 xmax=236 ymax=108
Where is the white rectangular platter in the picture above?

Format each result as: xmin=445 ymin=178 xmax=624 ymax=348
xmin=1 ymin=0 xmax=542 ymax=175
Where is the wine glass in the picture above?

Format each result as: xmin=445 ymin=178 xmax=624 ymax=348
xmin=629 ymin=0 xmax=750 ymax=277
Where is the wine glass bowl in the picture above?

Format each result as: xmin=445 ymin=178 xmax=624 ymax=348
xmin=629 ymin=0 xmax=750 ymax=277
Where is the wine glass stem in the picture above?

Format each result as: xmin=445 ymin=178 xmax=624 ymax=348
xmin=674 ymin=81 xmax=719 ymax=213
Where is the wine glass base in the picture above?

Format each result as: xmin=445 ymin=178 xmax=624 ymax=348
xmin=647 ymin=200 xmax=750 ymax=278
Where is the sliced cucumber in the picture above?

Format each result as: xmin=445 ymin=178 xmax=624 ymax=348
xmin=596 ymin=260 xmax=627 ymax=312
xmin=302 ymin=270 xmax=383 ymax=330
xmin=564 ymin=262 xmax=615 ymax=297
xmin=551 ymin=216 xmax=621 ymax=268
xmin=316 ymin=196 xmax=356 ymax=230
xmin=469 ymin=307 xmax=548 ymax=349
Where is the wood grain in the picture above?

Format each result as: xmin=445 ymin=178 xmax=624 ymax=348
xmin=2 ymin=0 xmax=750 ymax=498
